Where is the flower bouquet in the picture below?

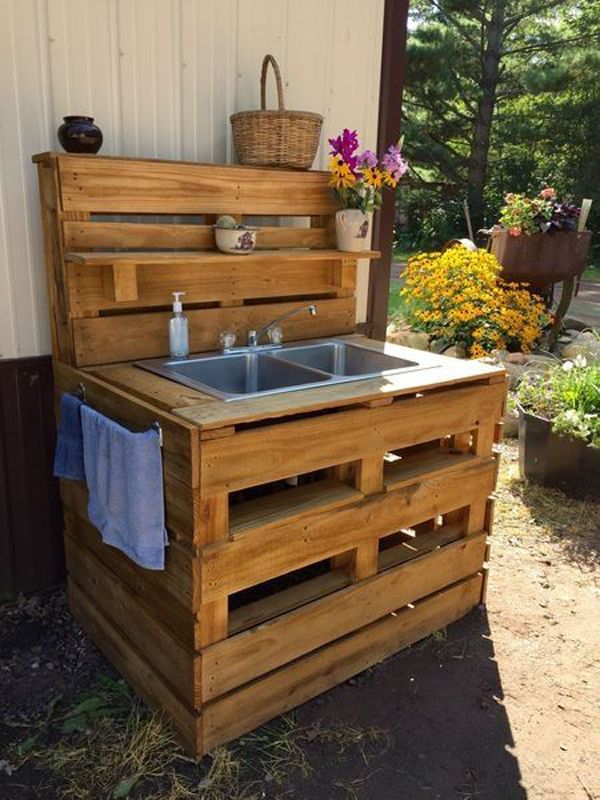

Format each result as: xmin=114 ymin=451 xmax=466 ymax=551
xmin=328 ymin=129 xmax=407 ymax=251
xmin=490 ymin=187 xmax=592 ymax=286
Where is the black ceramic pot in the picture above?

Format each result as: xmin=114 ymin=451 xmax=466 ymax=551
xmin=57 ymin=116 xmax=103 ymax=154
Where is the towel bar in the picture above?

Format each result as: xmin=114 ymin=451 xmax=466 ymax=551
xmin=73 ymin=382 xmax=163 ymax=447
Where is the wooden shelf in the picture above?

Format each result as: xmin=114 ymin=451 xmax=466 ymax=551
xmin=65 ymin=248 xmax=382 ymax=266
xmin=230 ymin=479 xmax=363 ymax=538
xmin=383 ymin=448 xmax=479 ymax=492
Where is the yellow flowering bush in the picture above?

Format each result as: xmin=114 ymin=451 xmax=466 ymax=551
xmin=401 ymin=248 xmax=550 ymax=358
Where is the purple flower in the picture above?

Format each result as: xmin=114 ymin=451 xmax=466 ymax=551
xmin=328 ymin=128 xmax=360 ymax=172
xmin=358 ymin=149 xmax=378 ymax=168
xmin=381 ymin=143 xmax=408 ymax=181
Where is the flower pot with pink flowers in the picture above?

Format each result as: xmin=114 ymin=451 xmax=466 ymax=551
xmin=328 ymin=129 xmax=407 ymax=252
xmin=489 ymin=188 xmax=592 ymax=287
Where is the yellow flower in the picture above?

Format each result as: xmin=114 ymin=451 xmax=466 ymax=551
xmin=328 ymin=156 xmax=356 ymax=190
xmin=362 ymin=167 xmax=383 ymax=188
xmin=382 ymin=170 xmax=398 ymax=188
xmin=400 ymin=248 xmax=549 ymax=359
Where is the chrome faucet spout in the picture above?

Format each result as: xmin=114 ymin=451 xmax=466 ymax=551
xmin=247 ymin=304 xmax=317 ymax=347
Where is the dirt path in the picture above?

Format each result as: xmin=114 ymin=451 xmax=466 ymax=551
xmin=1 ymin=441 xmax=599 ymax=799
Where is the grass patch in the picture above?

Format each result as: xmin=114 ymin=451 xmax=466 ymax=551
xmin=583 ymin=263 xmax=600 ymax=282
xmin=5 ymin=679 xmax=393 ymax=799
xmin=388 ymin=277 xmax=408 ymax=319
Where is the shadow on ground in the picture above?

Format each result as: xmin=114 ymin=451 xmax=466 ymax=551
xmin=0 ymin=588 xmax=527 ymax=800
xmin=292 ymin=606 xmax=526 ymax=800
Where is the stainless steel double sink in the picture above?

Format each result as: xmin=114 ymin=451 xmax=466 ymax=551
xmin=136 ymin=340 xmax=434 ymax=401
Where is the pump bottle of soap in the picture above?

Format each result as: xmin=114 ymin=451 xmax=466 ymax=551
xmin=169 ymin=291 xmax=189 ymax=359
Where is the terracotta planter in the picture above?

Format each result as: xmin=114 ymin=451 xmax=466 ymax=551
xmin=518 ymin=404 xmax=600 ymax=496
xmin=491 ymin=229 xmax=592 ymax=287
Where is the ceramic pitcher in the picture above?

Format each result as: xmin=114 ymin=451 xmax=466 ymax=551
xmin=335 ymin=209 xmax=369 ymax=252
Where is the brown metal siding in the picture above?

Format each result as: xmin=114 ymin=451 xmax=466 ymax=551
xmin=0 ymin=356 xmax=64 ymax=598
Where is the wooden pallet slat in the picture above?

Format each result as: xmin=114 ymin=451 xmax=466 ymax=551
xmin=199 ymin=458 xmax=497 ymax=601
xmin=201 ymin=574 xmax=483 ymax=750
xmin=63 ymin=221 xmax=333 ymax=251
xmin=200 ymin=382 xmax=506 ymax=494
xmin=230 ymin=479 xmax=363 ymax=538
xmin=201 ymin=532 xmax=486 ymax=701
xmin=73 ymin=296 xmax=356 ymax=366
xmin=55 ymin=155 xmax=339 ymax=215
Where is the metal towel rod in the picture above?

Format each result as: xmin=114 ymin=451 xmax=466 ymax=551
xmin=74 ymin=382 xmax=163 ymax=448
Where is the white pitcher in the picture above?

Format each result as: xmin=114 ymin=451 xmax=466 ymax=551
xmin=335 ymin=209 xmax=369 ymax=252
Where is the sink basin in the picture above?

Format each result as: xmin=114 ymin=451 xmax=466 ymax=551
xmin=271 ymin=341 xmax=418 ymax=376
xmin=137 ymin=352 xmax=331 ymax=400
xmin=135 ymin=339 xmax=436 ymax=401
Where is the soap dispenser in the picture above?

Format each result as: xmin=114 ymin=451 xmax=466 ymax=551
xmin=169 ymin=292 xmax=189 ymax=359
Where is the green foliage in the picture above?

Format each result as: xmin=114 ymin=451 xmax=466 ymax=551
xmin=400 ymin=0 xmax=600 ymax=252
xmin=517 ymin=357 xmax=600 ymax=446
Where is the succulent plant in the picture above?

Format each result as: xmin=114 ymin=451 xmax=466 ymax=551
xmin=215 ymin=215 xmax=238 ymax=229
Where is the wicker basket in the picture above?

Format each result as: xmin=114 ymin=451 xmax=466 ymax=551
xmin=230 ymin=55 xmax=323 ymax=170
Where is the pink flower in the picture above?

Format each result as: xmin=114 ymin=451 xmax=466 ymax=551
xmin=358 ymin=149 xmax=378 ymax=168
xmin=508 ymin=226 xmax=522 ymax=237
xmin=381 ymin=143 xmax=407 ymax=182
xmin=328 ymin=129 xmax=360 ymax=173
xmin=540 ymin=187 xmax=555 ymax=199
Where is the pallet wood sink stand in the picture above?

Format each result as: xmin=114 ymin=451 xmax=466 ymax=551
xmin=34 ymin=152 xmax=507 ymax=757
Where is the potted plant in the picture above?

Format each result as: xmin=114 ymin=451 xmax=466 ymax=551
xmin=489 ymin=188 xmax=592 ymax=287
xmin=328 ymin=129 xmax=407 ymax=252
xmin=516 ymin=354 xmax=600 ymax=495
xmin=214 ymin=215 xmax=257 ymax=254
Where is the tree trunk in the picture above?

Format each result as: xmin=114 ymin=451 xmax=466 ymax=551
xmin=467 ymin=0 xmax=507 ymax=229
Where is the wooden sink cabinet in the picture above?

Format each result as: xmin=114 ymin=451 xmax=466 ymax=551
xmin=34 ymin=153 xmax=506 ymax=756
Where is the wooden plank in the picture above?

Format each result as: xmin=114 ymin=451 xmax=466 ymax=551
xmin=355 ymin=454 xmax=384 ymax=495
xmin=35 ymin=159 xmax=74 ymax=362
xmin=65 ymin=249 xmax=378 ymax=265
xmin=202 ymin=532 xmax=486 ymax=701
xmin=56 ymin=154 xmax=338 ymax=215
xmin=65 ymin=534 xmax=197 ymax=708
xmin=378 ymin=524 xmax=464 ymax=571
xmin=72 ymin=297 xmax=356 ymax=366
xmin=229 ymin=570 xmax=351 ymax=635
xmin=201 ymin=575 xmax=483 ymax=750
xmin=66 ymin=258 xmax=348 ymax=314
xmin=62 ymin=506 xmax=196 ymax=632
xmin=230 ymin=480 xmax=363 ymax=538
xmin=63 ymin=221 xmax=333 ymax=251
xmin=480 ymin=542 xmax=492 ymax=604
xmin=69 ymin=579 xmax=199 ymax=754
xmin=384 ymin=448 xmax=478 ymax=491
xmin=200 ymin=458 xmax=496 ymax=601
xmin=200 ymin=382 xmax=506 ymax=494
xmin=87 ymin=363 xmax=210 ymax=412
xmin=104 ymin=262 xmax=138 ymax=302
xmin=473 ymin=422 xmax=496 ymax=457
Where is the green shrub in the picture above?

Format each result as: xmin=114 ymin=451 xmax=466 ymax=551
xmin=517 ymin=356 xmax=600 ymax=447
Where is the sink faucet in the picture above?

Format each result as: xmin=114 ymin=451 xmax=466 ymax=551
xmin=247 ymin=304 xmax=317 ymax=347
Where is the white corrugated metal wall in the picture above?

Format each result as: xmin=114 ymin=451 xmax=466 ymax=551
xmin=0 ymin=0 xmax=384 ymax=359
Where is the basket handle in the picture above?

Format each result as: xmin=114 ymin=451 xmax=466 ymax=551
xmin=260 ymin=54 xmax=285 ymax=111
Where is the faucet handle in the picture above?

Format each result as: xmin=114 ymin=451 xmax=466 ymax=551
xmin=219 ymin=330 xmax=236 ymax=351
xmin=268 ymin=326 xmax=283 ymax=345
xmin=247 ymin=329 xmax=258 ymax=347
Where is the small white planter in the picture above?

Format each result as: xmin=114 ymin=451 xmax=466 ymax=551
xmin=335 ymin=209 xmax=369 ymax=252
xmin=214 ymin=227 xmax=257 ymax=255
